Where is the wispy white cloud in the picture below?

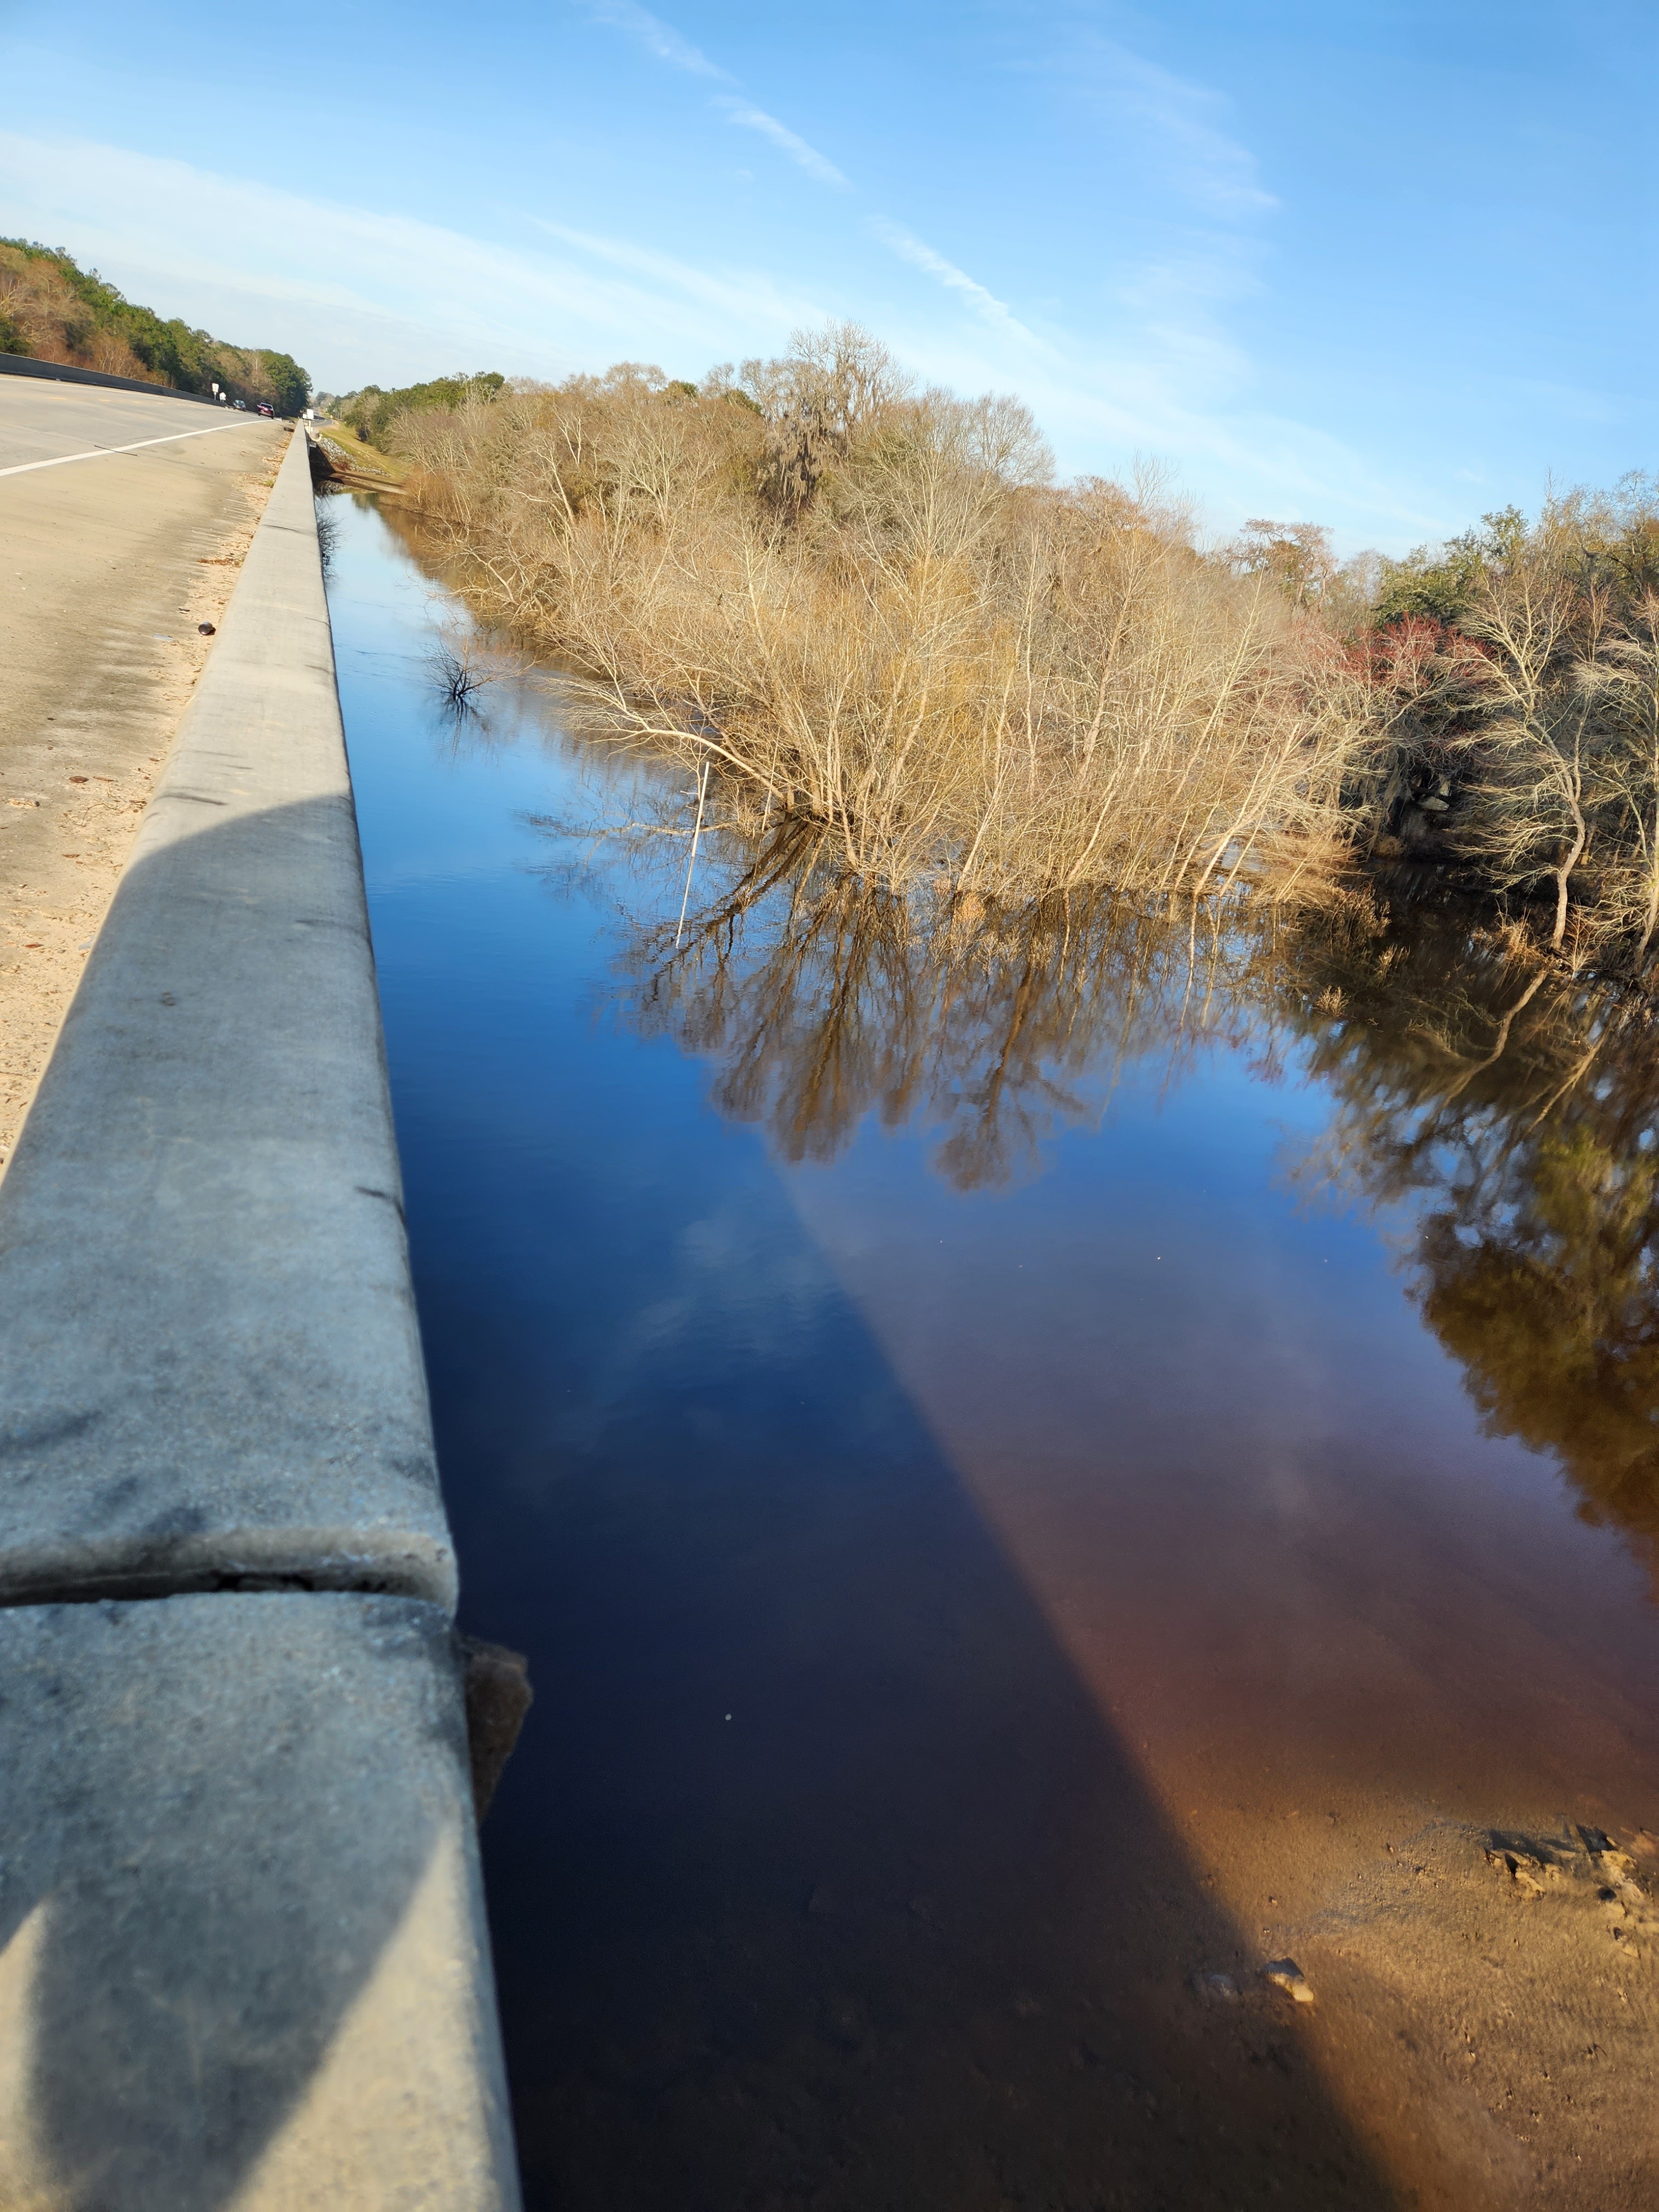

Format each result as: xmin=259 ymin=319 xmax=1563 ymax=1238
xmin=0 ymin=128 xmax=1454 ymax=551
xmin=573 ymin=0 xmax=728 ymax=80
xmin=713 ymin=99 xmax=851 ymax=190
xmin=868 ymin=220 xmax=1041 ymax=346
xmin=0 ymin=133 xmax=808 ymax=389
xmin=531 ymin=219 xmax=825 ymax=325
xmin=1104 ymin=244 xmax=1261 ymax=408
xmin=1079 ymin=42 xmax=1275 ymax=220
xmin=573 ymin=4 xmax=848 ymax=192
xmin=849 ymin=307 xmax=1455 ymax=548
xmin=1024 ymin=369 xmax=1455 ymax=541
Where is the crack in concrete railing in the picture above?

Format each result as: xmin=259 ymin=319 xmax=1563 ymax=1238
xmin=0 ymin=1531 xmax=455 ymax=1610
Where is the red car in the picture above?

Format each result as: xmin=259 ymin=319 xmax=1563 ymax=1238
xmin=257 ymin=402 xmax=275 ymax=418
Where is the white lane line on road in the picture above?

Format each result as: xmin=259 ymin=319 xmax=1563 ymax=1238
xmin=0 ymin=419 xmax=261 ymax=479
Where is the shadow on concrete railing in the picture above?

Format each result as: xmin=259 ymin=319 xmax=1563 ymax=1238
xmin=0 ymin=423 xmax=520 ymax=2209
xmin=0 ymin=1594 xmax=516 ymax=2210
xmin=0 ymin=789 xmax=456 ymax=1609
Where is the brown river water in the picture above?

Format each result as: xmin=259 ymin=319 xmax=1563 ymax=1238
xmin=326 ymin=488 xmax=1659 ymax=2211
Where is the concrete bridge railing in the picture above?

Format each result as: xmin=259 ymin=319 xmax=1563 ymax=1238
xmin=0 ymin=424 xmax=522 ymax=2208
xmin=0 ymin=352 xmax=226 ymax=403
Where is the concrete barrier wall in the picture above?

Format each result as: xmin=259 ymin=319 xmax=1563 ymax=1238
xmin=0 ymin=426 xmax=522 ymax=2208
xmin=0 ymin=351 xmax=226 ymax=403
xmin=0 ymin=425 xmax=455 ymax=1608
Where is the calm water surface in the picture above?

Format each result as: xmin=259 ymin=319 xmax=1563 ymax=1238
xmin=325 ymin=492 xmax=1659 ymax=2210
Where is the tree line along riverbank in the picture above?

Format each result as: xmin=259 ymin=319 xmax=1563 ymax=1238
xmin=335 ymin=327 xmax=1659 ymax=971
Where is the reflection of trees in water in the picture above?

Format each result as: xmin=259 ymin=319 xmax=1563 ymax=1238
xmin=587 ymin=804 xmax=1659 ymax=1575
xmin=1277 ymin=891 xmax=1659 ymax=1578
xmin=616 ymin=817 xmax=1256 ymax=1190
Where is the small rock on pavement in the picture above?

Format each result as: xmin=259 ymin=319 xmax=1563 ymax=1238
xmin=198 ymin=622 xmax=216 ymax=635
xmin=1262 ymin=1958 xmax=1316 ymax=2005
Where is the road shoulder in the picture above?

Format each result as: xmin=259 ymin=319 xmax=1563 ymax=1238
xmin=0 ymin=405 xmax=284 ymax=1163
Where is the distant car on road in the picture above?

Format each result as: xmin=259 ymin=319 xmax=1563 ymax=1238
xmin=233 ymin=399 xmax=247 ymax=410
xmin=256 ymin=403 xmax=275 ymax=417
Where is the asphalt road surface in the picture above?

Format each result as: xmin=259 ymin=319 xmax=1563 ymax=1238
xmin=0 ymin=378 xmax=283 ymax=1162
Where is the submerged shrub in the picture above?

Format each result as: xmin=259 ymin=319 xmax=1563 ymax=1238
xmin=384 ymin=325 xmax=1659 ymax=961
xmin=1355 ymin=480 xmax=1659 ymax=961
xmin=394 ymin=327 xmax=1364 ymax=907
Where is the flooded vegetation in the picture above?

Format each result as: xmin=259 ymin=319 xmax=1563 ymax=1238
xmin=328 ymin=486 xmax=1659 ymax=2210
xmin=348 ymin=332 xmax=1659 ymax=982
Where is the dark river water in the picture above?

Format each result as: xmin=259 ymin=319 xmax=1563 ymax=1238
xmin=323 ymin=490 xmax=1659 ymax=2210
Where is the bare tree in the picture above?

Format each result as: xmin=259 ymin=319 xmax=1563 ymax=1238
xmin=1454 ymin=533 xmax=1605 ymax=949
xmin=393 ymin=327 xmax=1368 ymax=909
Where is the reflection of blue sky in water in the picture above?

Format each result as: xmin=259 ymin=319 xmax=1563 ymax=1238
xmin=329 ymin=491 xmax=1659 ymax=2209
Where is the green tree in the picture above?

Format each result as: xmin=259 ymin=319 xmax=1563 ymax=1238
xmin=256 ymin=352 xmax=310 ymax=416
xmin=1371 ymin=507 xmax=1526 ymax=629
xmin=343 ymin=371 xmax=505 ymax=448
xmin=0 ymin=238 xmax=309 ymax=408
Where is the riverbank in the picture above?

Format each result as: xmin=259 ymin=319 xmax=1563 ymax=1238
xmin=309 ymin=417 xmax=408 ymax=492
xmin=0 ymin=383 xmax=284 ymax=1166
xmin=377 ymin=336 xmax=1659 ymax=972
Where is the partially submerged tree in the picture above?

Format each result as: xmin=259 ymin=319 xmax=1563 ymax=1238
xmin=390 ymin=325 xmax=1363 ymax=906
xmin=1355 ymin=482 xmax=1659 ymax=963
xmin=363 ymin=321 xmax=1659 ymax=959
xmin=1457 ymin=526 xmax=1605 ymax=947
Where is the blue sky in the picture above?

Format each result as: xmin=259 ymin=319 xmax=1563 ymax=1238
xmin=1 ymin=0 xmax=1652 ymax=550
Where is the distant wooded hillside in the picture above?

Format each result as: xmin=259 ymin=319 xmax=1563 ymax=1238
xmin=328 ymin=371 xmax=506 ymax=449
xmin=0 ymin=240 xmax=310 ymax=414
